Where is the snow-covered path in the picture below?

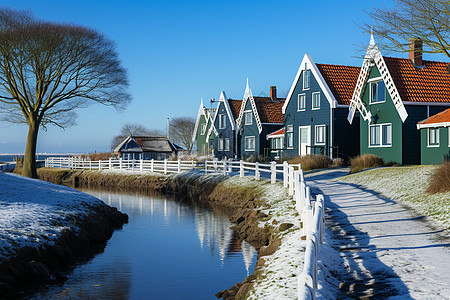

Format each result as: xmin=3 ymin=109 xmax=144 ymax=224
xmin=306 ymin=170 xmax=450 ymax=299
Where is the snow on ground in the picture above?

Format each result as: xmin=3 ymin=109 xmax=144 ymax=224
xmin=306 ymin=169 xmax=450 ymax=299
xmin=0 ymin=172 xmax=105 ymax=261
xmin=339 ymin=165 xmax=450 ymax=229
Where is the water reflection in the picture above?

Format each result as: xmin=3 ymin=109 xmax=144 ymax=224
xmin=30 ymin=190 xmax=256 ymax=300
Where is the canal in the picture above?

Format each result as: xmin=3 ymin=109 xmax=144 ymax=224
xmin=29 ymin=189 xmax=256 ymax=299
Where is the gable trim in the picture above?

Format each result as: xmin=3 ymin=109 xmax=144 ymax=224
xmin=237 ymin=80 xmax=263 ymax=134
xmin=282 ymin=53 xmax=338 ymax=114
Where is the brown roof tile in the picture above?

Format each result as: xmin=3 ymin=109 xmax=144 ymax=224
xmin=253 ymin=97 xmax=285 ymax=123
xmin=418 ymin=108 xmax=450 ymax=125
xmin=383 ymin=57 xmax=450 ymax=103
xmin=316 ymin=64 xmax=361 ymax=105
xmin=228 ymin=99 xmax=242 ymax=120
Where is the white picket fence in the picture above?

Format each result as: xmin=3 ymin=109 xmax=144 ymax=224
xmin=46 ymin=156 xmax=325 ymax=299
xmin=45 ymin=157 xmax=196 ymax=174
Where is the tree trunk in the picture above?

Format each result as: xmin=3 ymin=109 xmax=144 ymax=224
xmin=22 ymin=119 xmax=39 ymax=178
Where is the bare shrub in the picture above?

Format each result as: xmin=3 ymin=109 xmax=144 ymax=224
xmin=286 ymin=155 xmax=333 ymax=171
xmin=76 ymin=152 xmax=117 ymax=161
xmin=332 ymin=158 xmax=344 ymax=168
xmin=350 ymin=154 xmax=384 ymax=173
xmin=427 ymin=161 xmax=450 ymax=194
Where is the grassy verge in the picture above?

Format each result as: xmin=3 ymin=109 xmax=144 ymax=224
xmin=339 ymin=165 xmax=450 ymax=229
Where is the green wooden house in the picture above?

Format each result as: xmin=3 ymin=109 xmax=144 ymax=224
xmin=348 ymin=35 xmax=450 ymax=165
xmin=192 ymin=99 xmax=215 ymax=156
xmin=236 ymin=81 xmax=285 ymax=159
xmin=417 ymin=108 xmax=450 ymax=164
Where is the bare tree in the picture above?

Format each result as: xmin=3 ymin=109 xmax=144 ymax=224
xmin=0 ymin=9 xmax=131 ymax=178
xmin=169 ymin=117 xmax=195 ymax=153
xmin=110 ymin=123 xmax=164 ymax=150
xmin=362 ymin=0 xmax=450 ymax=58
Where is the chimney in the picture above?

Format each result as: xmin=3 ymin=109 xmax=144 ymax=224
xmin=270 ymin=86 xmax=277 ymax=100
xmin=408 ymin=38 xmax=423 ymax=67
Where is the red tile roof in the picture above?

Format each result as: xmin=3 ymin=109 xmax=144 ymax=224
xmin=316 ymin=64 xmax=361 ymax=105
xmin=418 ymin=108 xmax=450 ymax=125
xmin=253 ymin=97 xmax=285 ymax=123
xmin=267 ymin=127 xmax=285 ymax=138
xmin=228 ymin=99 xmax=242 ymax=120
xmin=383 ymin=57 xmax=450 ymax=103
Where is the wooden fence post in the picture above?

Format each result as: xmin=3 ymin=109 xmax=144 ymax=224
xmin=283 ymin=161 xmax=288 ymax=188
xmin=204 ymin=161 xmax=208 ymax=174
xmin=164 ymin=159 xmax=167 ymax=174
xmin=270 ymin=161 xmax=276 ymax=184
xmin=119 ymin=158 xmax=122 ymax=170
xmin=223 ymin=160 xmax=227 ymax=176
xmin=151 ymin=159 xmax=154 ymax=172
xmin=240 ymin=160 xmax=244 ymax=178
xmin=109 ymin=158 xmax=112 ymax=170
xmin=140 ymin=159 xmax=144 ymax=171
xmin=288 ymin=166 xmax=294 ymax=196
xmin=178 ymin=159 xmax=181 ymax=173
xmin=255 ymin=162 xmax=260 ymax=180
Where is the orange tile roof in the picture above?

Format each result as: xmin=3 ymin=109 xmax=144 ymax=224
xmin=316 ymin=64 xmax=361 ymax=105
xmin=418 ymin=108 xmax=450 ymax=125
xmin=253 ymin=97 xmax=285 ymax=123
xmin=228 ymin=99 xmax=242 ymax=120
xmin=267 ymin=127 xmax=285 ymax=138
xmin=383 ymin=57 xmax=450 ymax=103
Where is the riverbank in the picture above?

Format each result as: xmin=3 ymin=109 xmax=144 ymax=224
xmin=33 ymin=167 xmax=341 ymax=299
xmin=0 ymin=172 xmax=128 ymax=298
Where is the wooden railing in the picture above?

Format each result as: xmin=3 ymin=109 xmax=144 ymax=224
xmin=45 ymin=157 xmax=196 ymax=174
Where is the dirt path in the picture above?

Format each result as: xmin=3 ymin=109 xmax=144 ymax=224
xmin=306 ymin=169 xmax=450 ymax=299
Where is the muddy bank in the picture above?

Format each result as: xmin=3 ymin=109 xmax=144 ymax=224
xmin=36 ymin=168 xmax=283 ymax=300
xmin=1 ymin=172 xmax=128 ymax=299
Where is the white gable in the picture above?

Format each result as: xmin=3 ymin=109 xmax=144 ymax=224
xmin=282 ymin=53 xmax=338 ymax=114
xmin=236 ymin=79 xmax=263 ymax=134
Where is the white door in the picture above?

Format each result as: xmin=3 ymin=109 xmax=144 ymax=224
xmin=298 ymin=126 xmax=311 ymax=156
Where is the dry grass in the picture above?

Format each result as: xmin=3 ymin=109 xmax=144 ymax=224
xmin=286 ymin=155 xmax=332 ymax=171
xmin=350 ymin=154 xmax=384 ymax=173
xmin=332 ymin=158 xmax=344 ymax=168
xmin=77 ymin=152 xmax=117 ymax=161
xmin=427 ymin=161 xmax=450 ymax=194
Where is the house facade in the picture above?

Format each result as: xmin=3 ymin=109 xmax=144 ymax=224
xmin=348 ymin=35 xmax=450 ymax=165
xmin=192 ymin=99 xmax=215 ymax=156
xmin=281 ymin=54 xmax=360 ymax=160
xmin=207 ymin=91 xmax=242 ymax=159
xmin=237 ymin=83 xmax=284 ymax=159
xmin=417 ymin=108 xmax=450 ymax=164
xmin=114 ymin=136 xmax=183 ymax=160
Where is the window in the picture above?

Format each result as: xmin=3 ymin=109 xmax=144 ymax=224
xmin=200 ymin=123 xmax=206 ymax=135
xmin=224 ymin=138 xmax=230 ymax=151
xmin=287 ymin=125 xmax=294 ymax=148
xmin=315 ymin=125 xmax=326 ymax=145
xmin=312 ymin=92 xmax=320 ymax=110
xmin=303 ymin=69 xmax=310 ymax=90
xmin=369 ymin=80 xmax=386 ymax=104
xmin=428 ymin=128 xmax=440 ymax=147
xmin=244 ymin=111 xmax=252 ymax=125
xmin=297 ymin=94 xmax=306 ymax=111
xmin=245 ymin=136 xmax=255 ymax=151
xmin=218 ymin=138 xmax=224 ymax=151
xmin=271 ymin=137 xmax=283 ymax=150
xmin=369 ymin=123 xmax=392 ymax=147
xmin=218 ymin=114 xmax=226 ymax=129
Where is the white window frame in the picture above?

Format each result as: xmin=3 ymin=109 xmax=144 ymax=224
xmin=245 ymin=136 xmax=256 ymax=151
xmin=315 ymin=125 xmax=326 ymax=145
xmin=286 ymin=125 xmax=294 ymax=148
xmin=200 ymin=123 xmax=206 ymax=135
xmin=224 ymin=138 xmax=230 ymax=151
xmin=427 ymin=128 xmax=440 ymax=148
xmin=369 ymin=123 xmax=392 ymax=147
xmin=218 ymin=114 xmax=226 ymax=129
xmin=218 ymin=138 xmax=224 ymax=151
xmin=244 ymin=110 xmax=253 ymax=125
xmin=303 ymin=69 xmax=310 ymax=90
xmin=312 ymin=92 xmax=320 ymax=110
xmin=297 ymin=94 xmax=306 ymax=111
xmin=369 ymin=79 xmax=386 ymax=104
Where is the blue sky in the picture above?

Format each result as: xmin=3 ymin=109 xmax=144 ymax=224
xmin=0 ymin=0 xmax=439 ymax=153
